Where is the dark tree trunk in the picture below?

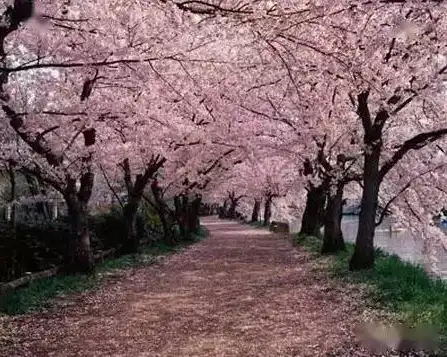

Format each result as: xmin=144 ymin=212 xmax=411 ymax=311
xmin=219 ymin=199 xmax=228 ymax=218
xmin=174 ymin=195 xmax=183 ymax=236
xmin=348 ymin=92 xmax=447 ymax=270
xmin=120 ymin=155 xmax=166 ymax=251
xmin=189 ymin=195 xmax=201 ymax=234
xmin=251 ymin=199 xmax=261 ymax=222
xmin=64 ymin=194 xmax=94 ymax=274
xmin=300 ymin=184 xmax=326 ymax=237
xmin=349 ymin=146 xmax=381 ymax=270
xmin=192 ymin=195 xmax=202 ymax=233
xmin=263 ymin=196 xmax=272 ymax=226
xmin=349 ymin=93 xmax=389 ymax=270
xmin=123 ymin=198 xmax=140 ymax=254
xmin=182 ymin=195 xmax=190 ymax=238
xmin=322 ymin=183 xmax=345 ymax=254
xmin=224 ymin=192 xmax=244 ymax=219
xmin=228 ymin=200 xmax=237 ymax=219
xmin=151 ymin=180 xmax=175 ymax=245
xmin=7 ymin=161 xmax=17 ymax=230
xmin=158 ymin=204 xmax=174 ymax=245
xmin=174 ymin=194 xmax=190 ymax=239
xmin=63 ymin=164 xmax=95 ymax=274
xmin=173 ymin=194 xmax=201 ymax=239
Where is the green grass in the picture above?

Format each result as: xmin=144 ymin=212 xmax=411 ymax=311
xmin=294 ymin=234 xmax=447 ymax=351
xmin=0 ymin=227 xmax=209 ymax=315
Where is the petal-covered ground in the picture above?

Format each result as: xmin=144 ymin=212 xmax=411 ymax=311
xmin=1 ymin=218 xmax=390 ymax=356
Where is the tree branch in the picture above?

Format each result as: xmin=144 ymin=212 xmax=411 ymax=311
xmin=380 ymin=128 xmax=447 ymax=180
xmin=2 ymin=55 xmax=229 ymax=74
xmin=99 ymin=163 xmax=124 ymax=209
xmin=3 ymin=105 xmax=63 ymax=166
xmin=173 ymin=0 xmax=252 ymax=16
xmin=375 ymin=164 xmax=447 ymax=226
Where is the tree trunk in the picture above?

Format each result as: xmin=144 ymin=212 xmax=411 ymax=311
xmin=251 ymin=199 xmax=261 ymax=222
xmin=7 ymin=161 xmax=17 ymax=231
xmin=182 ymin=195 xmax=190 ymax=238
xmin=173 ymin=194 xmax=201 ymax=239
xmin=195 ymin=200 xmax=200 ymax=227
xmin=65 ymin=195 xmax=94 ymax=273
xmin=174 ymin=195 xmax=184 ymax=237
xmin=175 ymin=195 xmax=191 ymax=239
xmin=300 ymin=184 xmax=326 ymax=237
xmin=150 ymin=181 xmax=175 ymax=245
xmin=349 ymin=147 xmax=381 ymax=270
xmin=189 ymin=195 xmax=201 ymax=234
xmin=159 ymin=207 xmax=175 ymax=245
xmin=120 ymin=155 xmax=166 ymax=249
xmin=123 ymin=198 xmax=140 ymax=254
xmin=322 ymin=183 xmax=345 ymax=254
xmin=219 ymin=199 xmax=228 ymax=218
xmin=263 ymin=197 xmax=272 ymax=226
xmin=228 ymin=199 xmax=238 ymax=219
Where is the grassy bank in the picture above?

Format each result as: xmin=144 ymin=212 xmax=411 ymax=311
xmin=294 ymin=234 xmax=447 ymax=351
xmin=0 ymin=227 xmax=208 ymax=315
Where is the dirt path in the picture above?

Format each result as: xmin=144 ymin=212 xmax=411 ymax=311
xmin=1 ymin=218 xmax=373 ymax=357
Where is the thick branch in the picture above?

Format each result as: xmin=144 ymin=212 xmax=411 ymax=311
xmin=18 ymin=165 xmax=64 ymax=193
xmin=120 ymin=158 xmax=133 ymax=194
xmin=3 ymin=105 xmax=63 ymax=166
xmin=142 ymin=155 xmax=167 ymax=182
xmin=174 ymin=0 xmax=252 ymax=15
xmin=198 ymin=149 xmax=235 ymax=177
xmin=380 ymin=128 xmax=447 ymax=180
xmin=372 ymin=109 xmax=389 ymax=134
xmin=123 ymin=154 xmax=167 ymax=201
xmin=76 ymin=127 xmax=96 ymax=203
xmin=375 ymin=165 xmax=447 ymax=226
xmin=357 ymin=90 xmax=372 ymax=136
xmin=2 ymin=55 xmax=228 ymax=74
xmin=77 ymin=167 xmax=94 ymax=204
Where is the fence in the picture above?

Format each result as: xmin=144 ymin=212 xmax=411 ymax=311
xmin=0 ymin=199 xmax=66 ymax=225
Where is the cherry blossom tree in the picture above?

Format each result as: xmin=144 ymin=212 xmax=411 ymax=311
xmin=245 ymin=0 xmax=447 ymax=269
xmin=0 ymin=0 xmax=237 ymax=270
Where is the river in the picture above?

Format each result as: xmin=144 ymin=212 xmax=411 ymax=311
xmin=289 ymin=215 xmax=447 ymax=279
xmin=342 ymin=216 xmax=447 ymax=279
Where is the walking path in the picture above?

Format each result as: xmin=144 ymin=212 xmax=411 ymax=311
xmin=1 ymin=218 xmax=377 ymax=356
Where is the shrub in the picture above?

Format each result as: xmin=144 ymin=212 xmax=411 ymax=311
xmin=89 ymin=207 xmax=126 ymax=250
xmin=0 ymin=205 xmax=166 ymax=282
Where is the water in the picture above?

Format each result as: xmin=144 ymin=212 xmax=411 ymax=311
xmin=341 ymin=216 xmax=447 ymax=279
xmin=341 ymin=216 xmax=426 ymax=265
xmin=288 ymin=215 xmax=447 ymax=278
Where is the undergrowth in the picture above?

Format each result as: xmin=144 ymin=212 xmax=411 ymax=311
xmin=0 ymin=227 xmax=209 ymax=315
xmin=294 ymin=234 xmax=447 ymax=353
